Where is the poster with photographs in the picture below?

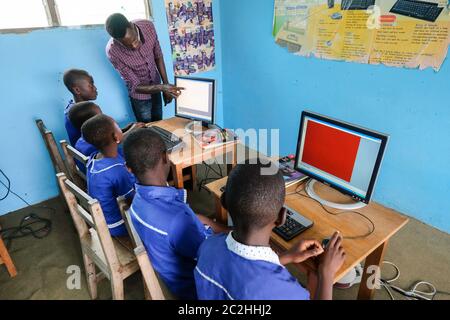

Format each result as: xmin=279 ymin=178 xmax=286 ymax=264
xmin=165 ymin=0 xmax=216 ymax=75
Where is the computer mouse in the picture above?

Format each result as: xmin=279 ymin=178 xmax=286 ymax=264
xmin=322 ymin=237 xmax=331 ymax=249
xmin=331 ymin=12 xmax=342 ymax=20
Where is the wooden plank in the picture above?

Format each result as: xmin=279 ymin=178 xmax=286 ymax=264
xmin=35 ymin=119 xmax=66 ymax=175
xmin=64 ymin=178 xmax=96 ymax=210
xmin=57 ymin=173 xmax=90 ymax=238
xmin=0 ymin=236 xmax=17 ymax=277
xmin=171 ymin=164 xmax=185 ymax=189
xmin=60 ymin=140 xmax=87 ymax=189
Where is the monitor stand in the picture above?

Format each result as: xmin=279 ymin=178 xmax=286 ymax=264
xmin=184 ymin=120 xmax=213 ymax=135
xmin=306 ymin=179 xmax=367 ymax=210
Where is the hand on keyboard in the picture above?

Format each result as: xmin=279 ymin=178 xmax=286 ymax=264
xmin=279 ymin=239 xmax=324 ymax=265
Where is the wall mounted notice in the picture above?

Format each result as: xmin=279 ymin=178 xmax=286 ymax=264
xmin=165 ymin=0 xmax=216 ymax=75
xmin=273 ymin=0 xmax=450 ymax=70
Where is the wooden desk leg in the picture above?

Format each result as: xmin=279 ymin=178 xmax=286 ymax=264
xmin=227 ymin=144 xmax=238 ymax=175
xmin=0 ymin=237 xmax=17 ymax=278
xmin=172 ymin=164 xmax=185 ymax=189
xmin=190 ymin=165 xmax=197 ymax=191
xmin=357 ymin=241 xmax=388 ymax=300
xmin=215 ymin=197 xmax=228 ymax=225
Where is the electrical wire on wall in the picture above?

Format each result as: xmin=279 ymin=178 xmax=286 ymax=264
xmin=0 ymin=169 xmax=53 ymax=249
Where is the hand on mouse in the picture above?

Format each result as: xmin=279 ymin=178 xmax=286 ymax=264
xmin=318 ymin=232 xmax=346 ymax=278
xmin=279 ymin=239 xmax=324 ymax=266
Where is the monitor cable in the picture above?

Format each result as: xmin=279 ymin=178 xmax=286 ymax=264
xmin=197 ymin=160 xmax=225 ymax=192
xmin=286 ymin=179 xmax=375 ymax=240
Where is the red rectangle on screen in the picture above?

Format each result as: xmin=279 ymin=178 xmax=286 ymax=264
xmin=302 ymin=120 xmax=361 ymax=182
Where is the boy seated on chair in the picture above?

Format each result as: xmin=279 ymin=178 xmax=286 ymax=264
xmin=64 ymin=69 xmax=143 ymax=148
xmin=123 ymin=128 xmax=230 ymax=300
xmin=69 ymin=102 xmax=144 ymax=171
xmin=81 ymin=114 xmax=137 ymax=237
xmin=63 ymin=69 xmax=98 ymax=146
xmin=68 ymin=101 xmax=102 ymax=160
xmin=194 ymin=161 xmax=346 ymax=300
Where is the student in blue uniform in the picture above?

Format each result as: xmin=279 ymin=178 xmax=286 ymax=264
xmin=82 ymin=114 xmax=136 ymax=237
xmin=194 ymin=161 xmax=346 ymax=300
xmin=68 ymin=101 xmax=102 ymax=158
xmin=63 ymin=69 xmax=98 ymax=146
xmin=123 ymin=129 xmax=230 ymax=300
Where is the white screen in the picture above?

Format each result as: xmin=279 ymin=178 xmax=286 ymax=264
xmin=176 ymin=78 xmax=214 ymax=122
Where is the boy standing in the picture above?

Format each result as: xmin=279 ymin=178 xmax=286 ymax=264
xmin=105 ymin=13 xmax=184 ymax=123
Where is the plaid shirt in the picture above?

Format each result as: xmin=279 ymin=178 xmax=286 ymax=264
xmin=106 ymin=20 xmax=164 ymax=100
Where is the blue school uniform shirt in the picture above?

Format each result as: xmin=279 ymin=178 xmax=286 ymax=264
xmin=194 ymin=232 xmax=310 ymax=300
xmin=86 ymin=151 xmax=135 ymax=237
xmin=75 ymin=136 xmax=98 ymax=174
xmin=64 ymin=100 xmax=81 ymax=146
xmin=130 ymin=184 xmax=213 ymax=300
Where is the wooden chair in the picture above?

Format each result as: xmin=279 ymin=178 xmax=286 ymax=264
xmin=60 ymin=140 xmax=88 ymax=190
xmin=0 ymin=228 xmax=17 ymax=278
xmin=35 ymin=119 xmax=67 ymax=175
xmin=117 ymin=197 xmax=171 ymax=300
xmin=57 ymin=173 xmax=139 ymax=300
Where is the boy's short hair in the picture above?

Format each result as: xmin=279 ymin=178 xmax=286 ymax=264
xmin=106 ymin=13 xmax=131 ymax=39
xmin=224 ymin=161 xmax=285 ymax=231
xmin=81 ymin=114 xmax=115 ymax=149
xmin=63 ymin=69 xmax=91 ymax=95
xmin=68 ymin=101 xmax=100 ymax=130
xmin=123 ymin=129 xmax=167 ymax=179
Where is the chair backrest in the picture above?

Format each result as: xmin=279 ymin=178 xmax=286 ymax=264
xmin=57 ymin=172 xmax=121 ymax=274
xmin=60 ymin=140 xmax=88 ymax=189
xmin=36 ymin=119 xmax=67 ymax=175
xmin=117 ymin=196 xmax=166 ymax=300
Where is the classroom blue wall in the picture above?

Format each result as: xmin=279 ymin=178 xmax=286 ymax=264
xmin=0 ymin=0 xmax=223 ymax=216
xmin=219 ymin=0 xmax=450 ymax=233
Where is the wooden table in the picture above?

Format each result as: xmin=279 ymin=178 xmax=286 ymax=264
xmin=148 ymin=117 xmax=238 ymax=189
xmin=206 ymin=177 xmax=409 ymax=300
xmin=0 ymin=227 xmax=17 ymax=278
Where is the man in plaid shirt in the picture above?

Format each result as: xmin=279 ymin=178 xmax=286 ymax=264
xmin=106 ymin=13 xmax=183 ymax=123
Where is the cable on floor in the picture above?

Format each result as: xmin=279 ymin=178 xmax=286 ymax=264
xmin=0 ymin=169 xmax=54 ymax=249
xmin=378 ymin=261 xmax=450 ymax=300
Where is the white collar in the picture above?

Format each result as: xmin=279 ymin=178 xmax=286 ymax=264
xmin=225 ymin=232 xmax=282 ymax=266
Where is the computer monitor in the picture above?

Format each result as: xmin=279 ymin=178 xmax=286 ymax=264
xmin=294 ymin=111 xmax=389 ymax=210
xmin=175 ymin=76 xmax=215 ymax=129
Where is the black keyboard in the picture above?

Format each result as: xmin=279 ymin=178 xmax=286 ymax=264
xmin=390 ymin=0 xmax=444 ymax=22
xmin=147 ymin=126 xmax=184 ymax=152
xmin=273 ymin=207 xmax=313 ymax=241
xmin=341 ymin=0 xmax=375 ymax=10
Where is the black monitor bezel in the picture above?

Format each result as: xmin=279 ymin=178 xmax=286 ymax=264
xmin=174 ymin=76 xmax=216 ymax=125
xmin=294 ymin=110 xmax=389 ymax=204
